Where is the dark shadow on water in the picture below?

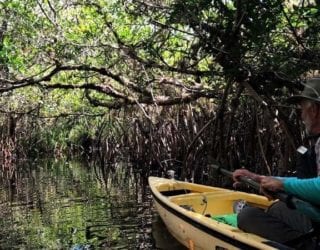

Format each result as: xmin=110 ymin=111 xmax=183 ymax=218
xmin=152 ymin=214 xmax=187 ymax=250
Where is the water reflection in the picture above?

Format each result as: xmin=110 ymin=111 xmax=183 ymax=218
xmin=0 ymin=160 xmax=185 ymax=249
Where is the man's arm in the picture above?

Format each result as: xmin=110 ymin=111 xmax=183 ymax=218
xmin=283 ymin=177 xmax=320 ymax=205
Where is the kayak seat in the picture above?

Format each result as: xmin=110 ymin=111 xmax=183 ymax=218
xmin=212 ymin=213 xmax=238 ymax=227
xmin=211 ymin=200 xmax=248 ymax=227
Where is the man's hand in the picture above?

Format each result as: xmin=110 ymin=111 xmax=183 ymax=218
xmin=232 ymin=169 xmax=262 ymax=182
xmin=260 ymin=176 xmax=284 ymax=200
xmin=232 ymin=169 xmax=262 ymax=189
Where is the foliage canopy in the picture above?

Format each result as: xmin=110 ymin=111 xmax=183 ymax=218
xmin=0 ymin=0 xmax=320 ymax=175
xmin=0 ymin=0 xmax=319 ymax=113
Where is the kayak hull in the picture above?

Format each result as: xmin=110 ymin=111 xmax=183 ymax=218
xmin=149 ymin=177 xmax=292 ymax=250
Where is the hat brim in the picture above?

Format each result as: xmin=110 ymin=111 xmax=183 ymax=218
xmin=287 ymin=95 xmax=320 ymax=104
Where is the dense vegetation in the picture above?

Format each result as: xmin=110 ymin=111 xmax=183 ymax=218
xmin=0 ymin=0 xmax=320 ymax=181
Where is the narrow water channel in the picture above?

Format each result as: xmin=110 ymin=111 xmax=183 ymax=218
xmin=0 ymin=160 xmax=186 ymax=249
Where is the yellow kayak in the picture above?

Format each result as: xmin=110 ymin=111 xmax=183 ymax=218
xmin=149 ymin=176 xmax=293 ymax=250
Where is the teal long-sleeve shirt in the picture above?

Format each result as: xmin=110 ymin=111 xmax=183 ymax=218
xmin=283 ymin=177 xmax=320 ymax=205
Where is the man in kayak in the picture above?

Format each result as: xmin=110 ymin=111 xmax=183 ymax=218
xmin=232 ymin=77 xmax=320 ymax=248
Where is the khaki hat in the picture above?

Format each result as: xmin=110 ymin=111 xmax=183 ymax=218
xmin=287 ymin=77 xmax=320 ymax=104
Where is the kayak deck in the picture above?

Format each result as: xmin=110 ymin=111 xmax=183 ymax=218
xmin=155 ymin=177 xmax=271 ymax=217
xmin=168 ymin=190 xmax=270 ymax=217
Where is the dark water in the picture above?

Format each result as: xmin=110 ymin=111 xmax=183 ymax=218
xmin=0 ymin=160 xmax=185 ymax=249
